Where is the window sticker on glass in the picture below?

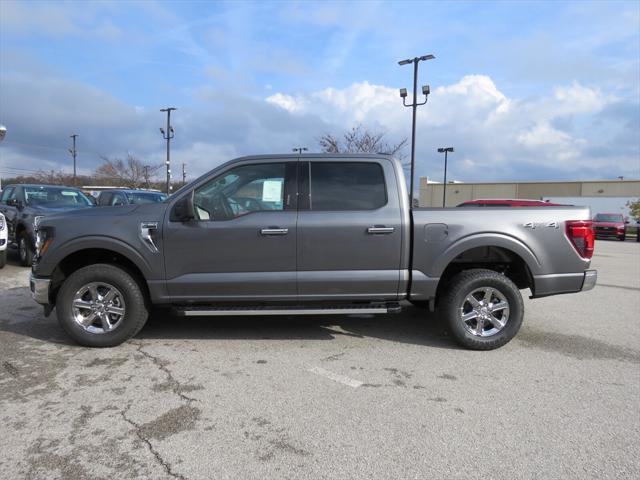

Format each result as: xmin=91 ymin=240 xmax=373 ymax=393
xmin=262 ymin=180 xmax=283 ymax=202
xmin=61 ymin=191 xmax=79 ymax=196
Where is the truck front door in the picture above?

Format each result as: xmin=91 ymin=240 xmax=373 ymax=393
xmin=296 ymin=159 xmax=403 ymax=300
xmin=164 ymin=161 xmax=298 ymax=301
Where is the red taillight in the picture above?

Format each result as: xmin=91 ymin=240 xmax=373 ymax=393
xmin=566 ymin=220 xmax=594 ymax=259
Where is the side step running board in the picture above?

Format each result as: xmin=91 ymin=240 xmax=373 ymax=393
xmin=173 ymin=303 xmax=401 ymax=317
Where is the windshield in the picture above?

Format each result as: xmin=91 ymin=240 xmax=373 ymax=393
xmin=128 ymin=192 xmax=167 ymax=204
xmin=24 ymin=186 xmax=94 ymax=207
xmin=594 ymin=214 xmax=623 ymax=222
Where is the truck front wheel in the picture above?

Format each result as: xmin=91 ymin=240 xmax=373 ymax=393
xmin=56 ymin=264 xmax=149 ymax=347
xmin=439 ymin=269 xmax=524 ymax=350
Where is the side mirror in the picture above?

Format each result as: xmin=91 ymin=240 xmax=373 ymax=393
xmin=7 ymin=198 xmax=22 ymax=209
xmin=171 ymin=190 xmax=195 ymax=222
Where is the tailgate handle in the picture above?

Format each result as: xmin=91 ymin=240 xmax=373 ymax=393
xmin=260 ymin=227 xmax=289 ymax=236
xmin=367 ymin=226 xmax=395 ymax=235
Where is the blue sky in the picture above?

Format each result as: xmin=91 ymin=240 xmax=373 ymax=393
xmin=0 ymin=0 xmax=638 ymax=186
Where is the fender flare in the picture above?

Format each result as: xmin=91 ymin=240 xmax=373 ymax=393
xmin=429 ymin=232 xmax=542 ymax=278
xmin=40 ymin=235 xmax=154 ymax=278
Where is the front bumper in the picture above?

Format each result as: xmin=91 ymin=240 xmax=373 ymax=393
xmin=581 ymin=269 xmax=597 ymax=292
xmin=30 ymin=273 xmax=51 ymax=305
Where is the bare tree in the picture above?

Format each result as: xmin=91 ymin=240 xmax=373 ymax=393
xmin=95 ymin=155 xmax=162 ymax=188
xmin=319 ymin=125 xmax=408 ymax=161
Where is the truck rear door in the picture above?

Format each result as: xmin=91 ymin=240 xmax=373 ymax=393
xmin=296 ymin=158 xmax=403 ymax=300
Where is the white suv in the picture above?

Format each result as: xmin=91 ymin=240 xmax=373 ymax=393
xmin=0 ymin=212 xmax=7 ymax=268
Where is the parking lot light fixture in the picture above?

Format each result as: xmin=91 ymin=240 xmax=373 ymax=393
xmin=292 ymin=147 xmax=308 ymax=154
xmin=437 ymin=147 xmax=454 ymax=207
xmin=398 ymin=54 xmax=435 ymax=208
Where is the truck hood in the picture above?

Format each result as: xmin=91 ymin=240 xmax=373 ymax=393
xmin=40 ymin=202 xmax=168 ymax=226
xmin=29 ymin=204 xmax=95 ymax=213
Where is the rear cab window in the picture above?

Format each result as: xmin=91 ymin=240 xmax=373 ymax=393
xmin=308 ymin=162 xmax=387 ymax=211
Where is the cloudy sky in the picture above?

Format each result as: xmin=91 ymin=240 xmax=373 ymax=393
xmin=0 ymin=0 xmax=638 ymax=187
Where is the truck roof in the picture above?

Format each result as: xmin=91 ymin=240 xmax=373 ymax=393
xmin=234 ymin=153 xmax=396 ymax=161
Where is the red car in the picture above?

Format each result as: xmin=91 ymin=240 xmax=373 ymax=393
xmin=457 ymin=199 xmax=563 ymax=207
xmin=592 ymin=213 xmax=628 ymax=241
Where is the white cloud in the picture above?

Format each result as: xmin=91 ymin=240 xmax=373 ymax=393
xmin=266 ymin=75 xmax=635 ymax=180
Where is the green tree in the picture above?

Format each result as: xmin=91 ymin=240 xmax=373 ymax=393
xmin=626 ymin=199 xmax=640 ymax=221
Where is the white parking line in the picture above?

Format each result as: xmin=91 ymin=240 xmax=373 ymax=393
xmin=307 ymin=366 xmax=363 ymax=388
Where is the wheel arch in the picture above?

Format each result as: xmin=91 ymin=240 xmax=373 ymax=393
xmin=431 ymin=235 xmax=539 ymax=303
xmin=48 ymin=244 xmax=151 ymax=306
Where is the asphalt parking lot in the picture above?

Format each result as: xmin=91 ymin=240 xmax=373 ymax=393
xmin=0 ymin=240 xmax=638 ymax=480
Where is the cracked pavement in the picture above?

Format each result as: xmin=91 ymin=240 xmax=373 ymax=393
xmin=1 ymin=240 xmax=639 ymax=479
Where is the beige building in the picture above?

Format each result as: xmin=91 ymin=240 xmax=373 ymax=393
xmin=419 ymin=178 xmax=640 ymax=208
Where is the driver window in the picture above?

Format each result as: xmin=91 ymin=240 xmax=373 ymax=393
xmin=194 ymin=163 xmax=286 ymax=221
xmin=1 ymin=187 xmax=15 ymax=204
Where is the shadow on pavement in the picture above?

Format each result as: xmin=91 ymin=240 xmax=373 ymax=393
xmin=135 ymin=303 xmax=458 ymax=350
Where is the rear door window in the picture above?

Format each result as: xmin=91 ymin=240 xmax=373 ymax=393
xmin=309 ymin=162 xmax=387 ymax=211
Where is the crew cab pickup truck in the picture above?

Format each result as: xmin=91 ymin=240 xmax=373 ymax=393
xmin=29 ymin=154 xmax=597 ymax=350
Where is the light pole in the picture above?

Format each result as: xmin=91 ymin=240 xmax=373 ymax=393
xmin=159 ymin=107 xmax=176 ymax=195
xmin=182 ymin=163 xmax=187 ymax=183
xmin=69 ymin=134 xmax=78 ymax=185
xmin=0 ymin=124 xmax=6 ymax=190
xmin=292 ymin=147 xmax=308 ymax=154
xmin=399 ymin=54 xmax=435 ymax=208
xmin=438 ymin=147 xmax=454 ymax=207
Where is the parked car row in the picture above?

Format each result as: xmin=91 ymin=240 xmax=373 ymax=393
xmin=0 ymin=185 xmax=166 ymax=266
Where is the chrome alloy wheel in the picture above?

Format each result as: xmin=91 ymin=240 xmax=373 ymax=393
xmin=71 ymin=282 xmax=126 ymax=334
xmin=459 ymin=287 xmax=510 ymax=337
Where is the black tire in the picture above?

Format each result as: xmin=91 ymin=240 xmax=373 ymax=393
xmin=438 ymin=269 xmax=524 ymax=350
xmin=0 ymin=249 xmax=6 ymax=269
xmin=619 ymin=235 xmax=626 ymax=241
xmin=56 ymin=264 xmax=149 ymax=347
xmin=18 ymin=233 xmax=34 ymax=267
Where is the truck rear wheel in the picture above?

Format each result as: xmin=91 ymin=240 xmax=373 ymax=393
xmin=439 ymin=269 xmax=524 ymax=350
xmin=56 ymin=264 xmax=149 ymax=347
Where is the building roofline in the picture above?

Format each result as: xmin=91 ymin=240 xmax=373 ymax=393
xmin=419 ymin=177 xmax=639 ymax=185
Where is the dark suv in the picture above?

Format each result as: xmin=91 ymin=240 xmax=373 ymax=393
xmin=0 ymin=184 xmax=94 ymax=265
xmin=96 ymin=189 xmax=167 ymax=207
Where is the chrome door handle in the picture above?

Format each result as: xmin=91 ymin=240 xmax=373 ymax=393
xmin=367 ymin=226 xmax=395 ymax=234
xmin=260 ymin=227 xmax=289 ymax=236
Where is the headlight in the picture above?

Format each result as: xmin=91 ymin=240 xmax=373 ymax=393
xmin=33 ymin=215 xmax=45 ymax=231
xmin=35 ymin=228 xmax=53 ymax=258
xmin=0 ymin=215 xmax=4 ymax=230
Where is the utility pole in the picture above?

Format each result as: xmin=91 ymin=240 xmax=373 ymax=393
xmin=159 ymin=107 xmax=176 ymax=195
xmin=438 ymin=147 xmax=454 ymax=207
xmin=69 ymin=134 xmax=78 ymax=185
xmin=182 ymin=163 xmax=186 ymax=183
xmin=398 ymin=54 xmax=435 ymax=208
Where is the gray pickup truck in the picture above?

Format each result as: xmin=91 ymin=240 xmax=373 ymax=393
xmin=29 ymin=154 xmax=597 ymax=349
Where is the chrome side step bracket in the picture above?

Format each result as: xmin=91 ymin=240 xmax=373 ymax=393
xmin=173 ymin=303 xmax=400 ymax=317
